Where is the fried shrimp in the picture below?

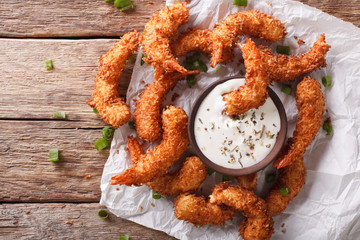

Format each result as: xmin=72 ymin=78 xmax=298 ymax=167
xmin=236 ymin=173 xmax=258 ymax=191
xmin=211 ymin=9 xmax=286 ymax=67
xmin=210 ymin=183 xmax=274 ymax=240
xmin=223 ymin=39 xmax=269 ymax=116
xmin=266 ymin=156 xmax=306 ymax=216
xmin=141 ymin=2 xmax=198 ymax=74
xmin=111 ymin=106 xmax=189 ymax=186
xmin=273 ymin=77 xmax=325 ymax=168
xmin=174 ymin=193 xmax=237 ymax=226
xmin=133 ymin=68 xmax=185 ymax=142
xmin=88 ymin=31 xmax=140 ymax=128
xmin=258 ymin=34 xmax=331 ymax=83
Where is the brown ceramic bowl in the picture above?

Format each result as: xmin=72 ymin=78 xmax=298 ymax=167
xmin=188 ymin=76 xmax=287 ymax=176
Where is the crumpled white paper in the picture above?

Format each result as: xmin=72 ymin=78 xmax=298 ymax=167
xmin=100 ymin=0 xmax=360 ymax=239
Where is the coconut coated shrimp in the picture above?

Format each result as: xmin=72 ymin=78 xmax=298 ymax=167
xmin=88 ymin=31 xmax=140 ymax=128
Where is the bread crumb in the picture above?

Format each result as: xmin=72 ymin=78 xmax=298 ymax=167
xmin=266 ymin=2 xmax=272 ymax=6
xmin=25 ymin=210 xmax=31 ymax=214
xmin=65 ymin=220 xmax=73 ymax=225
xmin=84 ymin=175 xmax=92 ymax=179
xmin=116 ymin=188 xmax=120 ymax=191
xmin=297 ymin=39 xmax=305 ymax=45
xmin=128 ymin=87 xmax=133 ymax=93
xmin=151 ymin=203 xmax=155 ymax=207
xmin=281 ymin=223 xmax=285 ymax=227
xmin=140 ymin=206 xmax=143 ymax=211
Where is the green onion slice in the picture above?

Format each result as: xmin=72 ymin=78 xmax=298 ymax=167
xmin=276 ymin=45 xmax=290 ymax=55
xmin=214 ymin=66 xmax=223 ymax=73
xmin=208 ymin=168 xmax=215 ymax=176
xmin=128 ymin=120 xmax=135 ymax=129
xmin=140 ymin=54 xmax=146 ymax=66
xmin=265 ymin=173 xmax=276 ymax=183
xmin=53 ymin=111 xmax=66 ymax=119
xmin=93 ymin=107 xmax=99 ymax=114
xmin=94 ymin=137 xmax=110 ymax=151
xmin=114 ymin=0 xmax=133 ymax=11
xmin=98 ymin=209 xmax=109 ymax=219
xmin=233 ymin=0 xmax=248 ymax=7
xmin=49 ymin=148 xmax=59 ymax=162
xmin=102 ymin=126 xmax=115 ymax=139
xmin=222 ymin=175 xmax=230 ymax=182
xmin=152 ymin=191 xmax=162 ymax=199
xmin=45 ymin=60 xmax=53 ymax=70
xmin=281 ymin=84 xmax=292 ymax=95
xmin=186 ymin=75 xmax=197 ymax=88
xmin=104 ymin=0 xmax=114 ymax=2
xmin=323 ymin=118 xmax=333 ymax=135
xmin=322 ymin=76 xmax=332 ymax=87
xmin=119 ymin=236 xmax=130 ymax=240
xmin=279 ymin=186 xmax=290 ymax=196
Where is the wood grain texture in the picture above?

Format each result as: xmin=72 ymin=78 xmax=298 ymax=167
xmin=0 ymin=0 xmax=164 ymax=37
xmin=0 ymin=203 xmax=172 ymax=240
xmin=0 ymin=0 xmax=359 ymax=38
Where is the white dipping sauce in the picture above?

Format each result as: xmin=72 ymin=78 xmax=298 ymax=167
xmin=194 ymin=78 xmax=281 ymax=169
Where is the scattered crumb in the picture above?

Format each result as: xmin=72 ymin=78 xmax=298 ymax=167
xmin=151 ymin=203 xmax=155 ymax=207
xmin=84 ymin=175 xmax=92 ymax=179
xmin=128 ymin=87 xmax=133 ymax=93
xmin=297 ymin=39 xmax=305 ymax=45
xmin=281 ymin=229 xmax=286 ymax=234
xmin=294 ymin=36 xmax=298 ymax=40
xmin=25 ymin=210 xmax=31 ymax=214
xmin=171 ymin=93 xmax=180 ymax=102
xmin=116 ymin=188 xmax=120 ymax=191
xmin=281 ymin=223 xmax=285 ymax=227
xmin=140 ymin=80 xmax=145 ymax=84
xmin=65 ymin=220 xmax=73 ymax=225
xmin=147 ymin=1 xmax=154 ymax=4
xmin=140 ymin=206 xmax=143 ymax=212
xmin=116 ymin=150 xmax=120 ymax=154
xmin=266 ymin=2 xmax=272 ymax=6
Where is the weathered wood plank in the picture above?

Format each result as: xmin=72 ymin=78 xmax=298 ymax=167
xmin=0 ymin=0 xmax=359 ymax=38
xmin=0 ymin=0 xmax=164 ymax=37
xmin=0 ymin=38 xmax=133 ymax=123
xmin=0 ymin=203 xmax=172 ymax=239
xmin=0 ymin=120 xmax=111 ymax=202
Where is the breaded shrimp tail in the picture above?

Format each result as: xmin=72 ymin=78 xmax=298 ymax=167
xmin=273 ymin=77 xmax=325 ymax=168
xmin=236 ymin=173 xmax=258 ymax=191
xmin=210 ymin=183 xmax=274 ymax=240
xmin=133 ymin=68 xmax=185 ymax=142
xmin=141 ymin=2 xmax=198 ymax=74
xmin=259 ymin=34 xmax=331 ymax=83
xmin=223 ymin=39 xmax=269 ymax=116
xmin=266 ymin=156 xmax=306 ymax=216
xmin=87 ymin=31 xmax=140 ymax=128
xmin=111 ymin=106 xmax=189 ymax=186
xmin=146 ymin=156 xmax=207 ymax=196
xmin=174 ymin=193 xmax=237 ymax=225
xmin=211 ymin=9 xmax=286 ymax=67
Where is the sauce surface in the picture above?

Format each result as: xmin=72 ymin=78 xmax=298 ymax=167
xmin=194 ymin=78 xmax=281 ymax=169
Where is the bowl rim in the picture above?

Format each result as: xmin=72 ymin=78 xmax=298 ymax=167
xmin=188 ymin=75 xmax=287 ymax=176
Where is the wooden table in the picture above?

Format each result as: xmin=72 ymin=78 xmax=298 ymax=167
xmin=1 ymin=0 xmax=359 ymax=239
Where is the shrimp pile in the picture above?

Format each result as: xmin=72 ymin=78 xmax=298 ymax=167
xmin=88 ymin=31 xmax=140 ymax=128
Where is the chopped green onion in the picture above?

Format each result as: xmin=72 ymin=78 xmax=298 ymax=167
xmin=94 ymin=137 xmax=110 ymax=151
xmin=152 ymin=191 xmax=162 ymax=199
xmin=222 ymin=175 xmax=230 ymax=182
xmin=279 ymin=186 xmax=289 ymax=196
xmin=276 ymin=45 xmax=291 ymax=55
xmin=119 ymin=236 xmax=130 ymax=240
xmin=98 ymin=209 xmax=109 ymax=219
xmin=49 ymin=148 xmax=59 ymax=162
xmin=323 ymin=118 xmax=333 ymax=135
xmin=45 ymin=60 xmax=53 ymax=70
xmin=53 ymin=111 xmax=66 ymax=119
xmin=140 ymin=54 xmax=146 ymax=66
xmin=266 ymin=173 xmax=276 ymax=183
xmin=114 ymin=0 xmax=133 ymax=11
xmin=214 ymin=66 xmax=223 ymax=73
xmin=93 ymin=107 xmax=99 ymax=114
xmin=184 ymin=52 xmax=207 ymax=72
xmin=281 ymin=84 xmax=292 ymax=95
xmin=322 ymin=76 xmax=332 ymax=87
xmin=128 ymin=120 xmax=135 ymax=129
xmin=102 ymin=126 xmax=115 ymax=139
xmin=186 ymin=75 xmax=197 ymax=88
xmin=104 ymin=0 xmax=114 ymax=2
xmin=208 ymin=168 xmax=215 ymax=176
xmin=233 ymin=0 xmax=247 ymax=7
xmin=128 ymin=54 xmax=136 ymax=63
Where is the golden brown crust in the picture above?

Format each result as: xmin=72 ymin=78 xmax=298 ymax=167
xmin=133 ymin=68 xmax=185 ymax=142
xmin=174 ymin=193 xmax=237 ymax=225
xmin=141 ymin=2 xmax=198 ymax=74
xmin=210 ymin=183 xmax=274 ymax=240
xmin=110 ymin=106 xmax=189 ymax=186
xmin=266 ymin=156 xmax=306 ymax=216
xmin=211 ymin=9 xmax=286 ymax=67
xmin=223 ymin=38 xmax=269 ymax=116
xmin=88 ymin=31 xmax=140 ymax=128
xmin=146 ymin=156 xmax=207 ymax=196
xmin=273 ymin=77 xmax=325 ymax=168
xmin=259 ymin=34 xmax=331 ymax=83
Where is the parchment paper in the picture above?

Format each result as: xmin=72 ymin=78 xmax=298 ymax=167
xmin=100 ymin=0 xmax=360 ymax=239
